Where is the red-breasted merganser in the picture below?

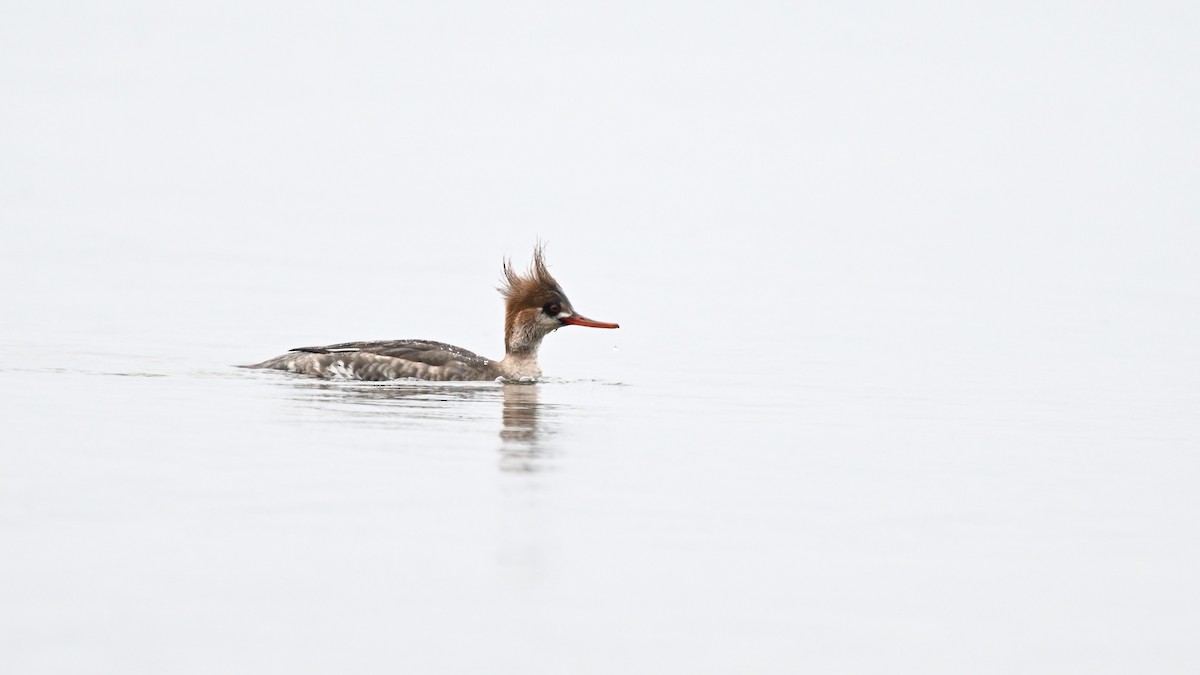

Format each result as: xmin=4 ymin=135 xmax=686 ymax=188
xmin=246 ymin=246 xmax=619 ymax=381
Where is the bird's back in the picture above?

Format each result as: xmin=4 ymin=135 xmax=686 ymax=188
xmin=246 ymin=340 xmax=500 ymax=381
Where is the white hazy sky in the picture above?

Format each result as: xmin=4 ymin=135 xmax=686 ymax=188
xmin=1 ymin=1 xmax=1196 ymax=373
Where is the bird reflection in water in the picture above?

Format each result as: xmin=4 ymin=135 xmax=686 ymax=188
xmin=279 ymin=379 xmax=494 ymax=422
xmin=267 ymin=376 xmax=550 ymax=471
xmin=498 ymin=383 xmax=545 ymax=472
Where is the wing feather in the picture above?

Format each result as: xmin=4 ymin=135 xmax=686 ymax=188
xmin=250 ymin=339 xmax=498 ymax=381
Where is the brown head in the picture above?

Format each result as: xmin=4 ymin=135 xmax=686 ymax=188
xmin=499 ymin=245 xmax=619 ymax=356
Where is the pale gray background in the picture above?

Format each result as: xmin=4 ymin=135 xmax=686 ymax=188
xmin=2 ymin=2 xmax=1197 ymax=673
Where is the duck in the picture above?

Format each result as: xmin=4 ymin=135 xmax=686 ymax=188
xmin=245 ymin=246 xmax=619 ymax=381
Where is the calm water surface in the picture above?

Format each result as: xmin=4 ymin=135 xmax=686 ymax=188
xmin=2 ymin=285 xmax=1196 ymax=673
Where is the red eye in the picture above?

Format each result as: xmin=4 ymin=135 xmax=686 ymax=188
xmin=545 ymin=303 xmax=562 ymax=316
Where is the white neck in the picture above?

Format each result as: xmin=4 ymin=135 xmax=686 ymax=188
xmin=502 ymin=311 xmax=556 ymax=380
xmin=498 ymin=351 xmax=542 ymax=380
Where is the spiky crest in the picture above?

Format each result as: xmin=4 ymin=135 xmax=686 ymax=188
xmin=498 ymin=244 xmax=572 ymax=356
xmin=500 ymin=244 xmax=559 ymax=301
